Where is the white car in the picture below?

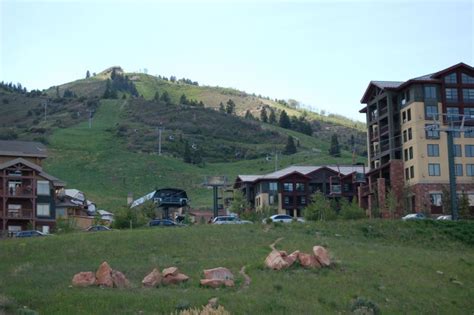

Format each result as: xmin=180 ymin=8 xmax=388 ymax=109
xmin=262 ymin=214 xmax=305 ymax=224
xmin=212 ymin=216 xmax=253 ymax=225
xmin=436 ymin=215 xmax=452 ymax=220
xmin=402 ymin=213 xmax=426 ymax=221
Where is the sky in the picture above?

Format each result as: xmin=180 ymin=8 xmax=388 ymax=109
xmin=1 ymin=0 xmax=473 ymax=122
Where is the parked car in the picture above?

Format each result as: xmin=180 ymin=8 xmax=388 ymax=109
xmin=15 ymin=230 xmax=48 ymax=238
xmin=402 ymin=213 xmax=426 ymax=221
xmin=149 ymin=219 xmax=185 ymax=227
xmin=436 ymin=215 xmax=452 ymax=220
xmin=262 ymin=214 xmax=305 ymax=224
xmin=212 ymin=216 xmax=253 ymax=225
xmin=86 ymin=225 xmax=111 ymax=232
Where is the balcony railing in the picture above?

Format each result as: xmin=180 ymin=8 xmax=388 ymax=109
xmin=5 ymin=208 xmax=34 ymax=219
xmin=379 ymin=125 xmax=389 ymax=135
xmin=6 ymin=187 xmax=34 ymax=197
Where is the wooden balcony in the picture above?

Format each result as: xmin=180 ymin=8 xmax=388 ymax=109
xmin=5 ymin=187 xmax=34 ymax=198
xmin=4 ymin=208 xmax=34 ymax=219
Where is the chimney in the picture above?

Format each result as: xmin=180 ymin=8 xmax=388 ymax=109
xmin=127 ymin=192 xmax=133 ymax=206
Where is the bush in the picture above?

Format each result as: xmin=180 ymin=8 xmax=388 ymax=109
xmin=304 ymin=191 xmax=337 ymax=221
xmin=113 ymin=206 xmax=148 ymax=229
xmin=339 ymin=198 xmax=366 ymax=220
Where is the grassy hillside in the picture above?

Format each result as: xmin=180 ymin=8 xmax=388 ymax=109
xmin=0 ymin=220 xmax=473 ymax=314
xmin=44 ymin=99 xmax=362 ymax=210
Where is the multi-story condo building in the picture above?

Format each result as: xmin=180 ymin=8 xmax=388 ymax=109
xmin=0 ymin=140 xmax=65 ymax=235
xmin=358 ymin=62 xmax=474 ymax=216
xmin=234 ymin=165 xmax=366 ymax=216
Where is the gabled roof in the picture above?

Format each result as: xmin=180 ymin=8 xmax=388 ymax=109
xmin=0 ymin=157 xmax=66 ymax=187
xmin=360 ymin=62 xmax=473 ymax=107
xmin=0 ymin=140 xmax=48 ymax=158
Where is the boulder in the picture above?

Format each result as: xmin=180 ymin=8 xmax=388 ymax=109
xmin=297 ymin=252 xmax=321 ymax=268
xmin=313 ymin=246 xmax=331 ymax=266
xmin=111 ymin=270 xmax=130 ymax=288
xmin=162 ymin=273 xmax=189 ymax=285
xmin=265 ymin=250 xmax=291 ymax=270
xmin=162 ymin=267 xmax=179 ymax=277
xmin=283 ymin=250 xmax=300 ymax=266
xmin=206 ymin=297 xmax=219 ymax=309
xmin=96 ymin=261 xmax=113 ymax=287
xmin=200 ymin=279 xmax=235 ymax=288
xmin=142 ymin=268 xmax=162 ymax=288
xmin=72 ymin=272 xmax=96 ymax=287
xmin=203 ymin=267 xmax=234 ymax=280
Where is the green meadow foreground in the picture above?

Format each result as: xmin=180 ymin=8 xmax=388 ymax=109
xmin=1 ymin=220 xmax=473 ymax=314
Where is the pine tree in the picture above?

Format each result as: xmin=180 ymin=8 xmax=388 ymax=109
xmin=153 ymin=91 xmax=160 ymax=102
xmin=279 ymin=110 xmax=291 ymax=129
xmin=86 ymin=70 xmax=90 ymax=79
xmin=329 ymin=133 xmax=341 ymax=157
xmin=226 ymin=99 xmax=236 ymax=115
xmin=269 ymin=109 xmax=276 ymax=124
xmin=245 ymin=110 xmax=253 ymax=119
xmin=179 ymin=94 xmax=188 ymax=105
xmin=284 ymin=135 xmax=297 ymax=155
xmin=219 ymin=102 xmax=225 ymax=113
xmin=260 ymin=107 xmax=268 ymax=123
xmin=161 ymin=91 xmax=171 ymax=104
xmin=459 ymin=192 xmax=470 ymax=219
xmin=103 ymin=79 xmax=112 ymax=99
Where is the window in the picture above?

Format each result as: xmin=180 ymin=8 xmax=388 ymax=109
xmin=407 ymin=109 xmax=412 ymax=121
xmin=447 ymin=107 xmax=460 ymax=121
xmin=455 ymin=164 xmax=463 ymax=176
xmin=37 ymin=204 xmax=50 ymax=217
xmin=403 ymin=130 xmax=408 ymax=143
xmin=445 ymin=73 xmax=457 ymax=84
xmin=404 ymin=149 xmax=408 ymax=161
xmin=402 ymin=111 xmax=407 ymax=122
xmin=427 ymin=144 xmax=439 ymax=157
xmin=467 ymin=164 xmax=474 ymax=176
xmin=408 ymin=128 xmax=412 ymax=140
xmin=463 ymin=89 xmax=474 ymax=103
xmin=453 ymin=131 xmax=461 ymax=138
xmin=297 ymin=196 xmax=306 ymax=205
xmin=56 ymin=208 xmax=66 ymax=218
xmin=405 ymin=168 xmax=409 ymax=180
xmin=454 ymin=144 xmax=462 ymax=157
xmin=465 ymin=129 xmax=474 ymax=138
xmin=430 ymin=193 xmax=442 ymax=206
xmin=269 ymin=182 xmax=278 ymax=191
xmin=283 ymin=183 xmax=293 ymax=192
xmin=424 ymin=86 xmax=437 ymax=100
xmin=409 ymin=147 xmax=413 ymax=160
xmin=466 ymin=145 xmax=474 ymax=157
xmin=37 ymin=181 xmax=50 ymax=196
xmin=425 ymin=104 xmax=438 ymax=120
xmin=295 ymin=183 xmax=305 ymax=192
xmin=269 ymin=195 xmax=275 ymax=205
xmin=425 ymin=124 xmax=440 ymax=139
xmin=446 ymin=88 xmax=458 ymax=102
xmin=410 ymin=166 xmax=414 ymax=179
xmin=462 ymin=73 xmax=474 ymax=84
xmin=428 ymin=163 xmax=441 ymax=176
xmin=464 ymin=107 xmax=474 ymax=118
xmin=284 ymin=196 xmax=290 ymax=205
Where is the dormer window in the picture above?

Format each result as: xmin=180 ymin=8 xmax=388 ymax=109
xmin=444 ymin=73 xmax=457 ymax=84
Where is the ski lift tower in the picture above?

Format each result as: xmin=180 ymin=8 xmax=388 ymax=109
xmin=204 ymin=176 xmax=228 ymax=218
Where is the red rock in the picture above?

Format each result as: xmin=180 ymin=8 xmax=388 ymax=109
xmin=313 ymin=246 xmax=331 ymax=266
xmin=162 ymin=273 xmax=189 ymax=285
xmin=72 ymin=272 xmax=96 ymax=287
xmin=200 ymin=278 xmax=235 ymax=288
xmin=162 ymin=267 xmax=179 ymax=277
xmin=282 ymin=250 xmax=299 ymax=266
xmin=297 ymin=252 xmax=322 ymax=268
xmin=111 ymin=270 xmax=130 ymax=288
xmin=265 ymin=250 xmax=290 ymax=270
xmin=96 ymin=261 xmax=113 ymax=287
xmin=203 ymin=267 xmax=234 ymax=280
xmin=142 ymin=268 xmax=162 ymax=288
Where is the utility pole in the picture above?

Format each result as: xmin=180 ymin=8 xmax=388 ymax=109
xmin=157 ymin=126 xmax=164 ymax=155
xmin=87 ymin=109 xmax=94 ymax=129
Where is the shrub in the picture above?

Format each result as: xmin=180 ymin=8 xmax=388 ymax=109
xmin=113 ymin=206 xmax=148 ymax=229
xmin=339 ymin=198 xmax=366 ymax=220
xmin=304 ymin=191 xmax=337 ymax=221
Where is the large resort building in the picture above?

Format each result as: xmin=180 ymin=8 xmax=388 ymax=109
xmin=359 ymin=62 xmax=474 ymax=216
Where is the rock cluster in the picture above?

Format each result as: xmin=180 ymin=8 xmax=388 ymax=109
xmin=200 ymin=267 xmax=235 ymax=288
xmin=141 ymin=266 xmax=189 ymax=287
xmin=265 ymin=245 xmax=331 ymax=270
xmin=72 ymin=261 xmax=130 ymax=288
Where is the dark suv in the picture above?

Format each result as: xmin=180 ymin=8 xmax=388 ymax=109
xmin=15 ymin=230 xmax=47 ymax=238
xmin=148 ymin=219 xmax=185 ymax=227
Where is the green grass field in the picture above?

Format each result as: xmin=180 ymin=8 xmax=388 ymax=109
xmin=1 ymin=220 xmax=473 ymax=314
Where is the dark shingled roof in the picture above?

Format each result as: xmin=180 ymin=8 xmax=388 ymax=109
xmin=0 ymin=140 xmax=48 ymax=158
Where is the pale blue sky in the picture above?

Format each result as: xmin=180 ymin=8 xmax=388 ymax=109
xmin=1 ymin=0 xmax=473 ymax=121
